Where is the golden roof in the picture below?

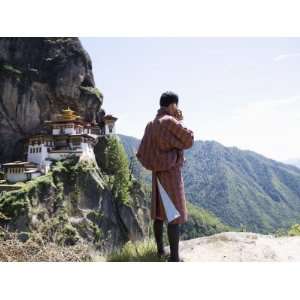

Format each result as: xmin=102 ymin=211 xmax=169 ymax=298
xmin=57 ymin=107 xmax=81 ymax=121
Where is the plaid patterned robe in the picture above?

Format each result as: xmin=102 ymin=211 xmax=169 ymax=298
xmin=136 ymin=106 xmax=194 ymax=224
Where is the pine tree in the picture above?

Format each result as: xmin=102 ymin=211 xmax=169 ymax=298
xmin=104 ymin=136 xmax=131 ymax=204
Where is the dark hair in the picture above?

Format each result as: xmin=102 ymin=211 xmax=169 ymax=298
xmin=160 ymin=91 xmax=179 ymax=107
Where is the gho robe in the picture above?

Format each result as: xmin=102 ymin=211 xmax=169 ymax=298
xmin=136 ymin=106 xmax=194 ymax=224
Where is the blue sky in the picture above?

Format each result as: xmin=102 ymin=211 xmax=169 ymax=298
xmin=80 ymin=38 xmax=300 ymax=162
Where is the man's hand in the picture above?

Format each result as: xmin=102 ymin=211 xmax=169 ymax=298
xmin=174 ymin=108 xmax=183 ymax=121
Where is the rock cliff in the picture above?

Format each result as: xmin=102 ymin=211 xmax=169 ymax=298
xmin=0 ymin=38 xmax=151 ymax=253
xmin=0 ymin=37 xmax=104 ymax=163
xmin=0 ymin=157 xmax=150 ymax=253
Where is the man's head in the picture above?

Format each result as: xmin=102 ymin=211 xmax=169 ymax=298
xmin=160 ymin=91 xmax=179 ymax=116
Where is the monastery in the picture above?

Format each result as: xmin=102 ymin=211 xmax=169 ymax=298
xmin=1 ymin=108 xmax=118 ymax=183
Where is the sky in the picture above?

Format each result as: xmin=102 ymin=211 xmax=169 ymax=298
xmin=80 ymin=38 xmax=300 ymax=162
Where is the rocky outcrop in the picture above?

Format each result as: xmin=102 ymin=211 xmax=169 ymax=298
xmin=0 ymin=38 xmax=151 ymax=253
xmin=0 ymin=37 xmax=104 ymax=163
xmin=179 ymin=231 xmax=300 ymax=261
xmin=0 ymin=158 xmax=150 ymax=253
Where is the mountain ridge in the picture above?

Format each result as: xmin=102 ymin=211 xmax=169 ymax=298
xmin=118 ymin=134 xmax=300 ymax=233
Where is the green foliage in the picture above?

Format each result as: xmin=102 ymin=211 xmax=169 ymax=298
xmin=288 ymin=224 xmax=300 ymax=236
xmin=87 ymin=210 xmax=104 ymax=224
xmin=119 ymin=134 xmax=300 ymax=234
xmin=0 ymin=158 xmax=102 ymax=246
xmin=0 ymin=172 xmax=57 ymax=221
xmin=79 ymin=85 xmax=103 ymax=99
xmin=1 ymin=64 xmax=22 ymax=75
xmin=182 ymin=141 xmax=300 ymax=233
xmin=104 ymin=136 xmax=131 ymax=204
xmin=0 ymin=190 xmax=30 ymax=220
xmin=181 ymin=202 xmax=233 ymax=240
xmin=107 ymin=239 xmax=166 ymax=262
xmin=38 ymin=210 xmax=80 ymax=246
xmin=118 ymin=134 xmax=152 ymax=185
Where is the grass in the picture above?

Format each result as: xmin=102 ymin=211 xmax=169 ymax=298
xmin=1 ymin=64 xmax=22 ymax=75
xmin=107 ymin=239 xmax=167 ymax=262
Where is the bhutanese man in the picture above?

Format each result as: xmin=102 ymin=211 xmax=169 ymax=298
xmin=136 ymin=91 xmax=194 ymax=262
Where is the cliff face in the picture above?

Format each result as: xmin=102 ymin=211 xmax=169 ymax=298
xmin=0 ymin=38 xmax=151 ymax=253
xmin=0 ymin=158 xmax=150 ymax=253
xmin=0 ymin=37 xmax=104 ymax=163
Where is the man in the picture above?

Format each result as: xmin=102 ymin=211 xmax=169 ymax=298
xmin=136 ymin=91 xmax=194 ymax=262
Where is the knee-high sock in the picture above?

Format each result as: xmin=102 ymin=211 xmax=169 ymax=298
xmin=153 ymin=219 xmax=165 ymax=254
xmin=167 ymin=223 xmax=180 ymax=261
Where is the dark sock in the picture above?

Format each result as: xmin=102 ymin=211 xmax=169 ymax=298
xmin=153 ymin=219 xmax=165 ymax=255
xmin=167 ymin=223 xmax=180 ymax=261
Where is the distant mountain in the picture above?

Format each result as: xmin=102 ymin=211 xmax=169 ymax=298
xmin=118 ymin=134 xmax=152 ymax=184
xmin=118 ymin=134 xmax=300 ymax=234
xmin=118 ymin=134 xmax=232 ymax=239
xmin=285 ymin=159 xmax=300 ymax=168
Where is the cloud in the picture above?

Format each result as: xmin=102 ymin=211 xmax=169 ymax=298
xmin=273 ymin=53 xmax=300 ymax=62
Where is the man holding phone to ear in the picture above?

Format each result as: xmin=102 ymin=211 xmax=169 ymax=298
xmin=136 ymin=91 xmax=194 ymax=262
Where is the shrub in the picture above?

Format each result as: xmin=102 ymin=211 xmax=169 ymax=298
xmin=288 ymin=224 xmax=300 ymax=236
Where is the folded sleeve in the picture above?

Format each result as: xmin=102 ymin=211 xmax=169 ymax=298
xmin=165 ymin=117 xmax=194 ymax=150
